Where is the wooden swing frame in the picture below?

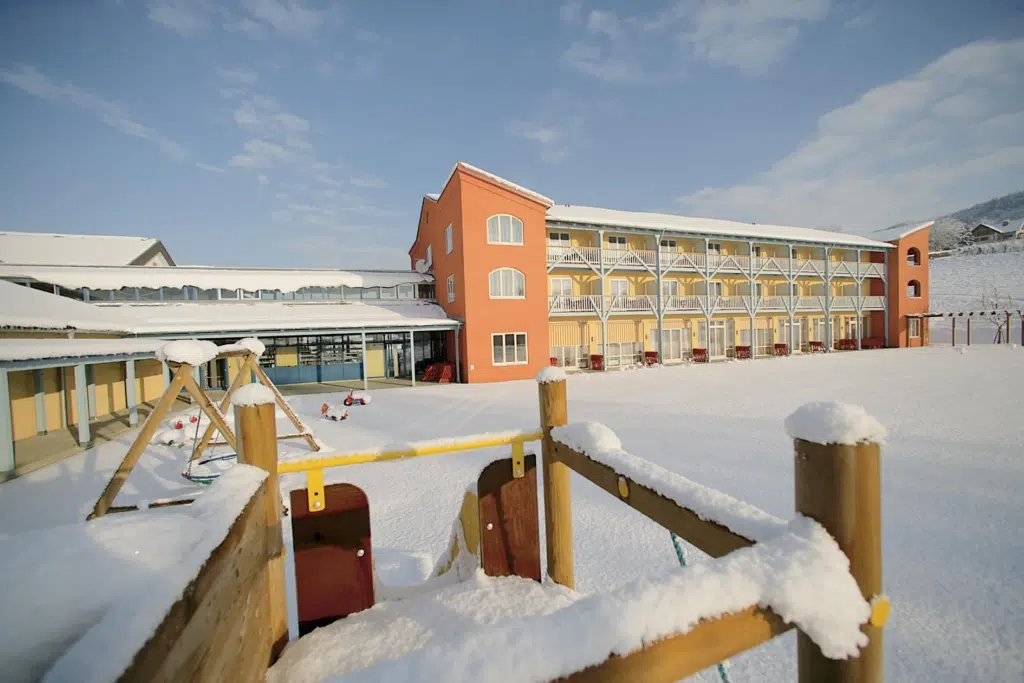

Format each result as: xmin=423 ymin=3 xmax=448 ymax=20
xmin=87 ymin=349 xmax=319 ymax=520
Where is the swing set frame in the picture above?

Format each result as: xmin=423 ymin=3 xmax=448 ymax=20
xmin=87 ymin=348 xmax=319 ymax=520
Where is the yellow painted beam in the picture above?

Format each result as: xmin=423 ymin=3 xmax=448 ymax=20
xmin=279 ymin=431 xmax=543 ymax=474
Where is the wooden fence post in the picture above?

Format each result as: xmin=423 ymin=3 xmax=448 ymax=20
xmin=794 ymin=436 xmax=883 ymax=683
xmin=539 ymin=375 xmax=574 ymax=589
xmin=234 ymin=396 xmax=289 ymax=663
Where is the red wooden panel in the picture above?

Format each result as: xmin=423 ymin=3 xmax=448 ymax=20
xmin=476 ymin=455 xmax=541 ymax=581
xmin=290 ymin=483 xmax=374 ymax=636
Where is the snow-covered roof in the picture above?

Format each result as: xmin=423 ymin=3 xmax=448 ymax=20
xmin=546 ymin=205 xmax=896 ymax=249
xmin=0 ymin=230 xmax=169 ymax=266
xmin=0 ymin=338 xmax=167 ymax=363
xmin=973 ymin=218 xmax=1024 ymax=234
xmin=96 ymin=300 xmax=457 ymax=335
xmin=0 ymin=279 xmax=135 ymax=333
xmin=867 ymin=220 xmax=935 ymax=243
xmin=440 ymin=162 xmax=554 ymax=208
xmin=424 ymin=193 xmax=440 ymax=202
xmin=0 ymin=264 xmax=432 ymax=293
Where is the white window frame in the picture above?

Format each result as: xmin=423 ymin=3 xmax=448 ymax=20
xmin=487 ymin=214 xmax=524 ymax=245
xmin=445 ymin=224 xmax=453 ymax=254
xmin=549 ymin=277 xmax=572 ymax=297
xmin=489 ymin=268 xmax=526 ymax=299
xmin=548 ymin=231 xmax=570 ymax=246
xmin=907 ymin=281 xmax=921 ymax=299
xmin=607 ymin=235 xmax=627 ymax=250
xmin=660 ymin=238 xmax=677 ymax=249
xmin=707 ymin=242 xmax=722 ymax=254
xmin=447 ymin=274 xmax=455 ymax=303
xmin=425 ymin=244 xmax=433 ymax=268
xmin=609 ymin=278 xmax=629 ymax=297
xmin=752 ymin=245 xmax=763 ymax=257
xmin=909 ymin=318 xmax=921 ymax=338
xmin=661 ymin=279 xmax=679 ymax=296
xmin=492 ymin=332 xmax=528 ymax=365
xmin=710 ymin=281 xmax=724 ymax=297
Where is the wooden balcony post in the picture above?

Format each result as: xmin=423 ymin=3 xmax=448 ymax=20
xmin=794 ymin=434 xmax=884 ymax=683
xmin=234 ymin=396 xmax=289 ymax=662
xmin=539 ymin=375 xmax=574 ymax=588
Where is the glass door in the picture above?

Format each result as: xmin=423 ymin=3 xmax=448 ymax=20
xmin=709 ymin=321 xmax=727 ymax=359
xmin=657 ymin=328 xmax=683 ymax=363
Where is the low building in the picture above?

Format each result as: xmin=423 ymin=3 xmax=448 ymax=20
xmin=969 ymin=219 xmax=1024 ymax=243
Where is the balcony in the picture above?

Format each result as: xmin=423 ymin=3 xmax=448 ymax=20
xmin=547 ymin=246 xmax=886 ymax=279
xmin=548 ymin=294 xmax=885 ymax=316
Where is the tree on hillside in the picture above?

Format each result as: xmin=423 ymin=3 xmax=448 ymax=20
xmin=930 ymin=218 xmax=963 ymax=250
xmin=957 ymin=224 xmax=976 ymax=249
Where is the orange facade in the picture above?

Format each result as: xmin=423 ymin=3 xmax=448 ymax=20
xmin=886 ymin=226 xmax=931 ymax=347
xmin=409 ymin=166 xmax=550 ymax=383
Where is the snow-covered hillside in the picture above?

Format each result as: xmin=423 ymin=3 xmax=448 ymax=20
xmin=930 ymin=250 xmax=1024 ymax=344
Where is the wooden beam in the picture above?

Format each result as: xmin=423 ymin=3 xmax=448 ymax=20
xmin=180 ymin=371 xmax=237 ymax=453
xmin=551 ymin=441 xmax=755 ymax=558
xmin=250 ymin=361 xmax=320 ymax=452
xmin=190 ymin=355 xmax=254 ymax=463
xmin=539 ymin=377 xmax=574 ymax=589
xmin=88 ymin=366 xmax=189 ymax=520
xmin=558 ymin=605 xmax=792 ymax=683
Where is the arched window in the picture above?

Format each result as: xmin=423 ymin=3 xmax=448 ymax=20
xmin=907 ymin=280 xmax=921 ymax=298
xmin=489 ymin=268 xmax=526 ymax=298
xmin=907 ymin=247 xmax=921 ymax=266
xmin=487 ymin=214 xmax=524 ymax=245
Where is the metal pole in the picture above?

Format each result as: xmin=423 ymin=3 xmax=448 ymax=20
xmin=705 ymin=238 xmax=712 ymax=352
xmin=74 ymin=363 xmax=90 ymax=446
xmin=162 ymin=360 xmax=171 ymax=389
xmin=882 ymin=250 xmax=890 ymax=348
xmin=125 ymin=360 xmax=138 ymax=427
xmin=454 ymin=327 xmax=462 ymax=383
xmin=655 ymin=234 xmax=663 ymax=363
xmin=87 ymin=366 xmax=97 ymax=419
xmin=822 ymin=247 xmax=831 ymax=353
xmin=0 ymin=370 xmax=14 ymax=474
xmin=409 ymin=329 xmax=416 ymax=387
xmin=34 ymin=369 xmax=47 ymax=436
xmin=361 ymin=331 xmax=369 ymax=390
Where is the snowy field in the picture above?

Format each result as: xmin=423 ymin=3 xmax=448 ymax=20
xmin=930 ymin=250 xmax=1024 ymax=345
xmin=2 ymin=346 xmax=1024 ymax=681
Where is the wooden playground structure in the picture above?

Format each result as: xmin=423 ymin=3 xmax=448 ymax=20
xmin=84 ymin=372 xmax=890 ymax=683
xmin=88 ymin=344 xmax=319 ymax=520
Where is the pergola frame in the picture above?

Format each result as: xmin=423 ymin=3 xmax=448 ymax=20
xmin=88 ymin=348 xmax=319 ymax=520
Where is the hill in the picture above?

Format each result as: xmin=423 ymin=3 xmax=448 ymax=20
xmin=928 ymin=189 xmax=1024 ymax=250
xmin=929 ymin=249 xmax=1023 ymax=344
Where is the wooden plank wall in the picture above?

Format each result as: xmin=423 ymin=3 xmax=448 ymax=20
xmin=115 ymin=479 xmax=277 ymax=683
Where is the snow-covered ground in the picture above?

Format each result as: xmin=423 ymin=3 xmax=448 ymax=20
xmin=2 ymin=346 xmax=1023 ymax=681
xmin=930 ymin=250 xmax=1024 ymax=345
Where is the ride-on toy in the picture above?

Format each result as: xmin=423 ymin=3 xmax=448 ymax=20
xmin=343 ymin=390 xmax=372 ymax=406
xmin=321 ymin=403 xmax=349 ymax=421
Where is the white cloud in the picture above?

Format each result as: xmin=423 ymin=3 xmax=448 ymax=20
xmin=560 ymin=1 xmax=583 ymax=24
xmin=217 ymin=67 xmax=258 ymax=85
xmin=238 ymin=0 xmax=339 ymax=39
xmin=0 ymin=64 xmax=188 ymax=161
xmin=228 ymin=139 xmax=291 ymax=167
xmin=348 ymin=175 xmax=389 ymax=189
xmin=561 ymin=0 xmax=830 ymax=82
xmin=676 ymin=38 xmax=1024 ymax=230
xmin=258 ymin=173 xmax=270 ymax=184
xmin=507 ymin=90 xmax=586 ymax=163
xmin=196 ymin=161 xmax=226 ymax=172
xmin=147 ymin=0 xmax=212 ymax=36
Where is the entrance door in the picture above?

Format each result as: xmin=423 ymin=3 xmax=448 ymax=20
xmin=709 ymin=321 xmax=727 ymax=359
xmin=657 ymin=328 xmax=683 ymax=363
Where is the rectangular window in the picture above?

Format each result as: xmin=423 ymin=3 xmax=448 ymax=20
xmin=398 ymin=283 xmax=416 ymax=299
xmin=550 ymin=277 xmax=572 ymax=297
xmin=492 ymin=332 xmax=528 ymax=365
xmin=909 ymin=318 xmax=921 ymax=338
xmin=380 ymin=286 xmax=396 ymax=299
xmin=710 ymin=281 xmax=724 ymax=297
xmin=661 ymin=279 xmax=679 ymax=296
xmin=445 ymin=225 xmax=453 ymax=254
xmin=426 ymin=244 xmax=433 ymax=267
xmin=752 ymin=245 xmax=762 ymax=257
xmin=610 ymin=278 xmax=629 ymax=296
xmin=608 ymin=235 xmax=627 ymax=249
xmin=708 ymin=243 xmax=722 ymax=254
xmin=660 ymin=239 xmax=677 ymax=249
xmin=548 ymin=232 xmax=570 ymax=246
xmin=447 ymin=274 xmax=455 ymax=303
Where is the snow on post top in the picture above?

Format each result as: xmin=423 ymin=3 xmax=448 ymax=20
xmin=235 ymin=337 xmax=265 ymax=357
xmin=230 ymin=383 xmax=276 ymax=408
xmin=536 ymin=366 xmax=567 ymax=384
xmin=156 ymin=339 xmax=219 ymax=366
xmin=784 ymin=401 xmax=886 ymax=446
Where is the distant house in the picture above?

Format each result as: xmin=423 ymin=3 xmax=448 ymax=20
xmin=0 ymin=231 xmax=175 ymax=267
xmin=969 ymin=219 xmax=1024 ymax=243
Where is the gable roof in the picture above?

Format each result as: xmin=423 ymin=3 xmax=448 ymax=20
xmin=973 ymin=219 xmax=1024 ymax=234
xmin=0 ymin=231 xmax=174 ymax=266
xmin=546 ymin=205 xmax=895 ymax=249
xmin=440 ymin=162 xmax=554 ymax=208
xmin=0 ymin=279 xmax=134 ymax=333
xmin=868 ymin=220 xmax=935 ymax=243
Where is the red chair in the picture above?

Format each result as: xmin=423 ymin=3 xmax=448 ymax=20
xmin=590 ymin=354 xmax=604 ymax=371
xmin=774 ymin=343 xmax=790 ymax=356
xmin=692 ymin=348 xmax=708 ymax=363
xmin=735 ymin=345 xmax=752 ymax=360
xmin=550 ymin=357 xmax=559 ymax=366
xmin=809 ymin=341 xmax=825 ymax=353
xmin=644 ymin=351 xmax=660 ymax=366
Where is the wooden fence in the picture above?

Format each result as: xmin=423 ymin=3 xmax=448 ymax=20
xmin=107 ymin=379 xmax=886 ymax=682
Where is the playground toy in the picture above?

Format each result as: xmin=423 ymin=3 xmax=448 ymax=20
xmin=86 ymin=339 xmax=320 ymax=519
xmin=343 ymin=389 xmax=372 ymax=406
xmin=320 ymin=403 xmax=349 ymax=421
xmin=89 ymin=373 xmax=890 ymax=683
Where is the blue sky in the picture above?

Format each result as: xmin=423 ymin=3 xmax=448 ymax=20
xmin=1 ymin=1 xmax=1022 ymax=269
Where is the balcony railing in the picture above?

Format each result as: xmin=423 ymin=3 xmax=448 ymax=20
xmin=547 ymin=246 xmax=887 ymax=279
xmin=549 ymin=294 xmax=886 ymax=316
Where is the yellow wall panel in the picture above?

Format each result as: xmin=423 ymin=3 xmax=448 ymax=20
xmin=92 ymin=362 xmax=127 ymax=416
xmin=42 ymin=368 xmax=63 ymax=432
xmin=276 ymin=347 xmax=298 ymax=367
xmin=9 ymin=371 xmax=37 ymax=441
